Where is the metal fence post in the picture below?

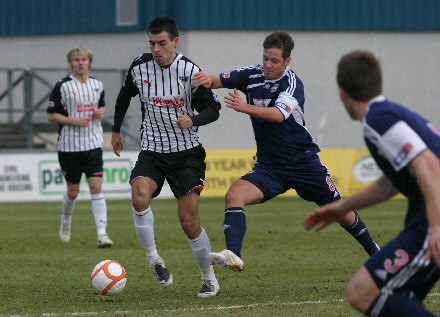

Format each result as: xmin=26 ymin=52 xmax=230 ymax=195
xmin=23 ymin=69 xmax=34 ymax=149
xmin=7 ymin=69 xmax=13 ymax=123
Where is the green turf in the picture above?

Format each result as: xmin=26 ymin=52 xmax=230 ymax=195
xmin=1 ymin=198 xmax=439 ymax=316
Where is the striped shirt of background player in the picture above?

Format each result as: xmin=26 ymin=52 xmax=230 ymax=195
xmin=50 ymin=75 xmax=105 ymax=152
xmin=128 ymin=53 xmax=203 ymax=153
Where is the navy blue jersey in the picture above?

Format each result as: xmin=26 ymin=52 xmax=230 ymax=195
xmin=219 ymin=65 xmax=320 ymax=166
xmin=364 ymin=96 xmax=440 ymax=229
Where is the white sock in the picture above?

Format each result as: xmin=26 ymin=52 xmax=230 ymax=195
xmin=133 ymin=207 xmax=159 ymax=265
xmin=91 ymin=192 xmax=107 ymax=236
xmin=61 ymin=192 xmax=76 ymax=223
xmin=189 ymin=228 xmax=216 ymax=280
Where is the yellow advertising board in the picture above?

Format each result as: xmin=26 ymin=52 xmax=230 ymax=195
xmin=204 ymin=148 xmax=395 ymax=198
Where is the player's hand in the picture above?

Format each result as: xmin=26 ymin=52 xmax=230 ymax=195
xmin=111 ymin=132 xmax=123 ymax=157
xmin=74 ymin=117 xmax=91 ymax=127
xmin=94 ymin=107 xmax=105 ymax=119
xmin=426 ymin=226 xmax=440 ymax=266
xmin=225 ymin=89 xmax=247 ymax=113
xmin=177 ymin=115 xmax=193 ymax=129
xmin=193 ymin=72 xmax=212 ymax=88
xmin=304 ymin=199 xmax=348 ymax=231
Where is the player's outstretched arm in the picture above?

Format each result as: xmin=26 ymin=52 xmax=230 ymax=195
xmin=193 ymin=72 xmax=223 ymax=89
xmin=304 ymin=175 xmax=398 ymax=231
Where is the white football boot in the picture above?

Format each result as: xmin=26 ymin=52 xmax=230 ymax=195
xmin=97 ymin=234 xmax=113 ymax=248
xmin=59 ymin=218 xmax=72 ymax=243
xmin=151 ymin=256 xmax=173 ymax=288
xmin=208 ymin=249 xmax=244 ymax=272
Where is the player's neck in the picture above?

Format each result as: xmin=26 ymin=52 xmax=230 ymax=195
xmin=72 ymin=73 xmax=89 ymax=83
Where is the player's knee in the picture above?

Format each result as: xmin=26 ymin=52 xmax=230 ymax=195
xmin=225 ymin=187 xmax=240 ymax=205
xmin=346 ymin=275 xmax=373 ymax=313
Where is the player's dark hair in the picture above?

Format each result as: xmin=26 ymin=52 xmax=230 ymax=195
xmin=148 ymin=16 xmax=179 ymax=40
xmin=263 ymin=31 xmax=295 ymax=60
xmin=337 ymin=50 xmax=382 ymax=101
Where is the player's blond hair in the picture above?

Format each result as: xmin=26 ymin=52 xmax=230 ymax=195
xmin=66 ymin=46 xmax=94 ymax=69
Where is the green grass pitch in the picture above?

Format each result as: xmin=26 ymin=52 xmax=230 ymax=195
xmin=1 ymin=197 xmax=439 ymax=316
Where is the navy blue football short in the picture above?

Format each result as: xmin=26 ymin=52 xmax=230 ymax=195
xmin=241 ymin=154 xmax=341 ymax=204
xmin=58 ymin=148 xmax=104 ymax=184
xmin=130 ymin=145 xmax=206 ymax=198
xmin=364 ymin=224 xmax=440 ymax=301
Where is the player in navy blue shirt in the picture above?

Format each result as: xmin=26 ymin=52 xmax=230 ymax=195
xmin=305 ymin=50 xmax=440 ymax=316
xmin=194 ymin=31 xmax=379 ymax=273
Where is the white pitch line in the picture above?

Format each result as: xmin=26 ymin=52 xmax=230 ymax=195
xmin=9 ymin=293 xmax=440 ymax=317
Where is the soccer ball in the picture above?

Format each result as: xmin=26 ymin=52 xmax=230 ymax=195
xmin=91 ymin=260 xmax=128 ymax=296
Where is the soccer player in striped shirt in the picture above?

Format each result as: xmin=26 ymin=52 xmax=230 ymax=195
xmin=47 ymin=47 xmax=113 ymax=248
xmin=194 ymin=31 xmax=379 ymax=272
xmin=305 ymin=50 xmax=440 ymax=317
xmin=111 ymin=17 xmax=221 ymax=298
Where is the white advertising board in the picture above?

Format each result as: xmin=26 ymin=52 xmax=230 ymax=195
xmin=0 ymin=151 xmax=173 ymax=202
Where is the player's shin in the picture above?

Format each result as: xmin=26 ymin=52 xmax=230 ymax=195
xmin=224 ymin=207 xmax=247 ymax=258
xmin=341 ymin=211 xmax=379 ymax=256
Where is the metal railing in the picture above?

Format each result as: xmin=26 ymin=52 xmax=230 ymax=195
xmin=0 ymin=67 xmax=139 ymax=150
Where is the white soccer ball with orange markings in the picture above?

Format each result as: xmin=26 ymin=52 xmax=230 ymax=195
xmin=91 ymin=260 xmax=127 ymax=296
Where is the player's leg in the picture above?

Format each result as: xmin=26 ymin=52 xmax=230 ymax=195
xmin=130 ymin=151 xmax=173 ymax=288
xmin=170 ymin=145 xmax=219 ymax=297
xmin=294 ymin=155 xmax=379 ymax=256
xmin=223 ymin=179 xmax=263 ymax=258
xmin=84 ymin=149 xmax=112 ymax=248
xmin=348 ymin=230 xmax=439 ymax=316
xmin=58 ymin=151 xmax=81 ymax=243
xmin=209 ymin=164 xmax=280 ymax=272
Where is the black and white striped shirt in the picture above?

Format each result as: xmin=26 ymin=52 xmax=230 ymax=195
xmin=114 ymin=53 xmax=219 ymax=153
xmin=47 ymin=75 xmax=105 ymax=152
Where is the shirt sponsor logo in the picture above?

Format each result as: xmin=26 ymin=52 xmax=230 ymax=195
xmin=275 ymin=101 xmax=291 ymax=113
xmin=77 ymin=102 xmax=96 ymax=113
xmin=393 ymin=143 xmax=413 ymax=166
xmin=222 ymin=72 xmax=230 ymax=79
xmin=152 ymin=96 xmax=184 ymax=109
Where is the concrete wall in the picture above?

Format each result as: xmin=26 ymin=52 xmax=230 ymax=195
xmin=1 ymin=31 xmax=439 ymax=149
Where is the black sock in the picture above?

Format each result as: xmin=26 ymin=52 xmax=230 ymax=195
xmin=341 ymin=211 xmax=379 ymax=256
xmin=367 ymin=292 xmax=435 ymax=317
xmin=224 ymin=207 xmax=246 ymax=258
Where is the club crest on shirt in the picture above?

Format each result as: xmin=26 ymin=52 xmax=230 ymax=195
xmin=143 ymin=79 xmax=152 ymax=86
xmin=221 ymin=72 xmax=230 ymax=79
xmin=179 ymin=76 xmax=190 ymax=84
xmin=48 ymin=101 xmax=55 ymax=108
xmin=271 ymin=84 xmax=279 ymax=93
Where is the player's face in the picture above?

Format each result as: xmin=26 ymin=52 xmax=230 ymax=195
xmin=149 ymin=31 xmax=179 ymax=67
xmin=70 ymin=53 xmax=90 ymax=77
xmin=263 ymin=48 xmax=291 ymax=80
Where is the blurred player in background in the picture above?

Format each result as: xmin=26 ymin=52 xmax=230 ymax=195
xmin=47 ymin=46 xmax=113 ymax=248
xmin=194 ymin=31 xmax=379 ymax=272
xmin=305 ymin=50 xmax=440 ymax=316
xmin=111 ymin=17 xmax=221 ymax=298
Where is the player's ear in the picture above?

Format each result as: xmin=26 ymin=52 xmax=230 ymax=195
xmin=286 ymin=56 xmax=292 ymax=65
xmin=173 ymin=36 xmax=179 ymax=48
xmin=339 ymin=88 xmax=348 ymax=101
